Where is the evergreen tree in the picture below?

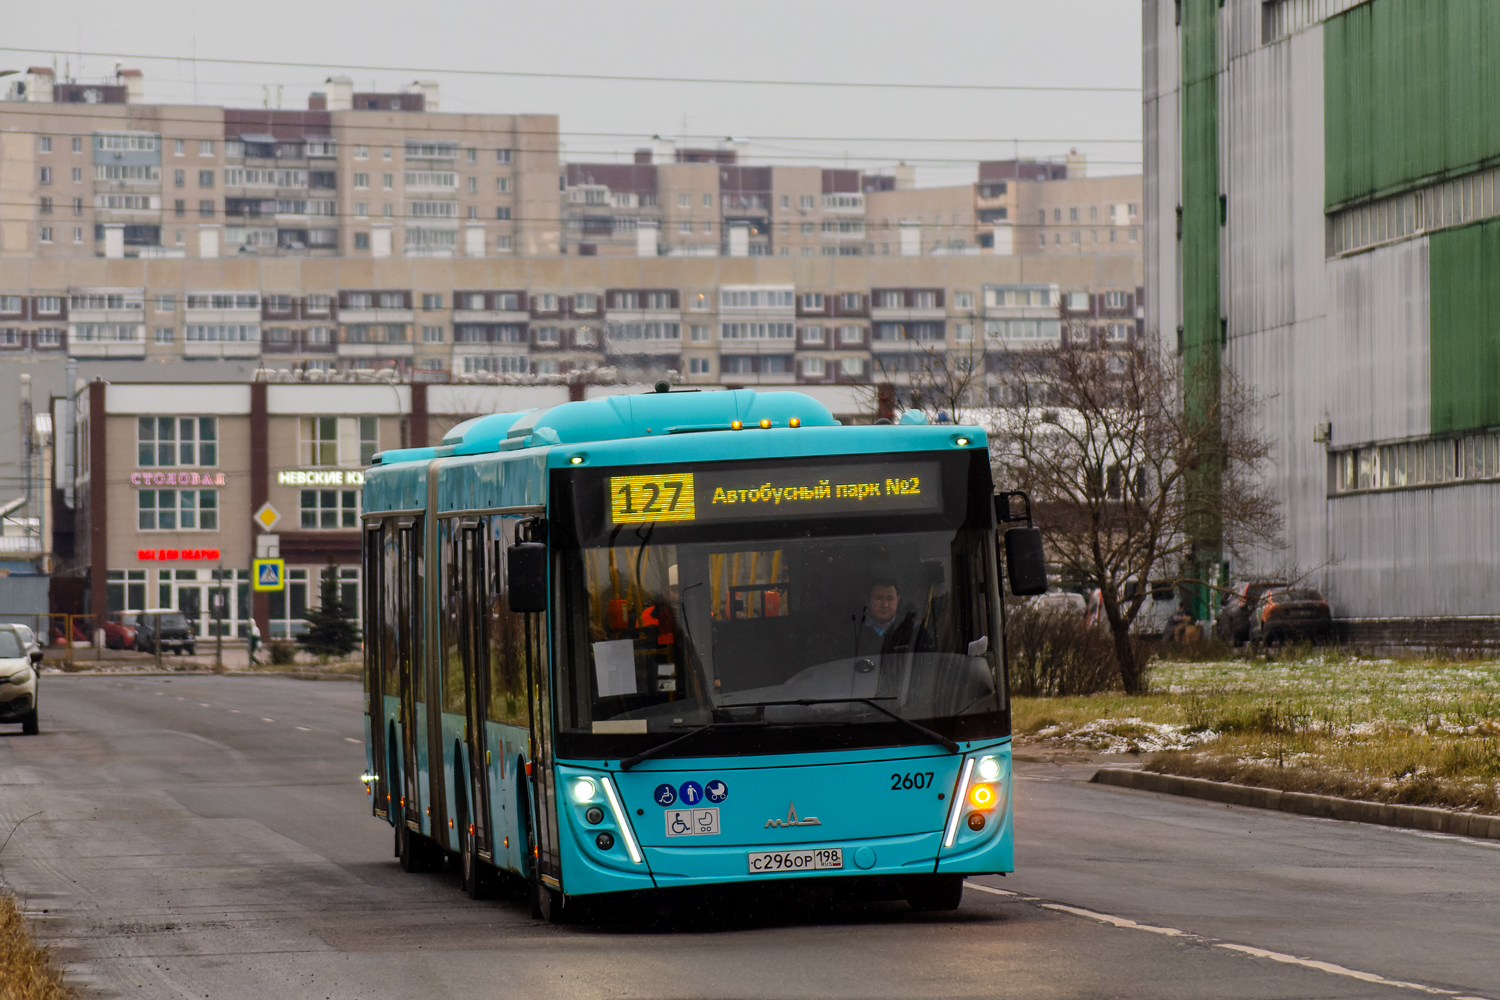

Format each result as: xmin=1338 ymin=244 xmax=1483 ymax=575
xmin=299 ymin=556 xmax=361 ymax=657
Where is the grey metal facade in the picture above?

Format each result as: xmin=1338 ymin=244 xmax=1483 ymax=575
xmin=1144 ymin=0 xmax=1500 ymax=618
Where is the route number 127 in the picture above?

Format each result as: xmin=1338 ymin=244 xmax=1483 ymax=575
xmin=609 ymin=472 xmax=698 ymax=524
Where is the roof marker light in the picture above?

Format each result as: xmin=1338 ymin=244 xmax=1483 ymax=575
xmin=955 ymin=436 xmax=971 ymax=447
xmin=759 ymin=419 xmax=772 ymax=429
xmin=730 ymin=420 xmax=744 ymax=430
xmin=569 ymin=455 xmax=584 ymax=465
xmin=789 ymin=417 xmax=801 ymax=428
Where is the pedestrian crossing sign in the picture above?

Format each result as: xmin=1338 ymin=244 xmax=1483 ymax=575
xmin=252 ymin=558 xmax=286 ymax=592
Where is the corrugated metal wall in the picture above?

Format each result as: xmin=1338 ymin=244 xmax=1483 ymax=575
xmin=1146 ymin=1 xmax=1500 ymax=617
xmin=1325 ymin=0 xmax=1500 ymax=210
xmin=1429 ymin=218 xmax=1500 ymax=434
xmin=1143 ymin=0 xmax=1180 ymax=349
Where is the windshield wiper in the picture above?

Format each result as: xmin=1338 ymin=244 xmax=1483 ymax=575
xmin=618 ymin=719 xmax=765 ymax=771
xmin=719 ymin=697 xmax=961 ymax=753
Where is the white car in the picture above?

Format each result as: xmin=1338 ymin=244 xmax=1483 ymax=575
xmin=0 ymin=625 xmax=41 ymax=734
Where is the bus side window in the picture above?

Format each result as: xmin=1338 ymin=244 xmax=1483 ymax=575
xmin=486 ymin=519 xmax=528 ymax=727
xmin=439 ymin=520 xmax=466 ymax=716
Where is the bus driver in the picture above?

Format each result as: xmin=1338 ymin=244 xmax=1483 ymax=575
xmin=854 ymin=578 xmax=926 ymax=657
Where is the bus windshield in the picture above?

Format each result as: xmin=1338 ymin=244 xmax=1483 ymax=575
xmin=552 ymin=450 xmax=1005 ymax=758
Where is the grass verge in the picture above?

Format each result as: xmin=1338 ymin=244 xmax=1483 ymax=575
xmin=1014 ymin=652 xmax=1500 ymax=814
xmin=0 ymin=892 xmax=71 ymax=1000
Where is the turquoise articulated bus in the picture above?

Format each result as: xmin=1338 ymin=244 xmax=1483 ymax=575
xmin=360 ymin=387 xmax=1046 ymax=920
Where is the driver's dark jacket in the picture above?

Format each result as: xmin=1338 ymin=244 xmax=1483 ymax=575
xmin=853 ymin=611 xmax=928 ymax=658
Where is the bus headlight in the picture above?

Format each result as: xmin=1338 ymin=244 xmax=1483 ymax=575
xmin=571 ymin=777 xmax=597 ymax=803
xmin=976 ymin=755 xmax=1001 ymax=781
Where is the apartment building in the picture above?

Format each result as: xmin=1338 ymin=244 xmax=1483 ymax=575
xmin=0 ymin=69 xmax=562 ymax=261
xmin=563 ymin=143 xmax=870 ymax=259
xmin=0 ymin=254 xmax=1143 ymax=386
xmin=864 ymin=157 xmax=1142 ymax=257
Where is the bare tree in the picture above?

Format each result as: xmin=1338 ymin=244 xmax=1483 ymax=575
xmin=988 ymin=347 xmax=1280 ymax=693
xmin=864 ymin=337 xmax=989 ymax=426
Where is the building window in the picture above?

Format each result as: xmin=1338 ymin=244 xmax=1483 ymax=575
xmin=1129 ymin=229 xmax=1139 ymax=242
xmin=39 ymin=137 xmax=53 ymax=153
xmin=300 ymin=416 xmax=378 ymax=467
xmin=838 ymin=324 xmax=863 ymax=345
xmin=838 ymin=292 xmax=861 ymax=311
xmin=954 ymin=322 xmax=974 ymax=342
xmin=383 ymin=173 xmax=394 ymax=190
xmin=199 ymin=141 xmax=214 ymax=156
xmin=0 ymin=297 xmax=20 ymax=314
xmin=36 ymin=296 xmax=61 ymax=314
xmin=138 ymin=489 xmax=218 ymax=531
xmin=953 ymin=291 xmax=974 ymax=310
xmin=534 ymin=325 xmax=559 ymax=344
xmin=533 ymin=293 xmax=558 ymax=311
xmin=496 ymin=206 xmax=511 ymax=220
xmin=801 ymin=357 xmax=826 ymax=378
xmin=173 ymin=139 xmax=185 ymax=156
xmin=39 ymin=166 xmax=52 ymax=184
xmin=801 ymin=324 xmax=826 ymax=345
xmin=496 ymin=235 xmax=512 ymax=251
xmin=354 ymin=233 xmax=370 ymax=250
xmin=802 ymin=292 xmax=825 ymax=311
xmin=574 ymin=325 xmax=596 ymax=346
xmin=421 ymin=325 xmax=445 ymax=343
xmin=138 ymin=417 xmax=218 ymax=467
xmin=840 ymin=357 xmax=865 ymax=377
xmin=496 ymin=150 xmax=512 ymax=164
xmin=679 ymin=221 xmax=692 ymax=234
xmin=300 ymin=489 xmax=359 ymax=529
xmin=688 ymin=357 xmax=712 ymax=375
xmin=421 ymin=293 xmax=443 ymax=309
xmin=496 ymin=177 xmax=511 ymax=193
xmin=39 ymin=197 xmax=52 ymax=215
xmin=354 ymin=173 xmax=369 ymax=189
xmin=154 ymin=327 xmax=175 ymax=344
xmin=689 ymin=324 xmax=710 ymax=342
xmin=197 ymin=169 xmax=214 ymax=188
xmin=800 ymin=195 xmax=814 ymax=209
xmin=199 ymin=200 xmax=215 ymax=218
xmin=1103 ymin=291 xmax=1129 ymax=309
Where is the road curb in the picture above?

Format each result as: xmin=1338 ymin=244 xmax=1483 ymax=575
xmin=1091 ymin=768 xmax=1500 ymax=840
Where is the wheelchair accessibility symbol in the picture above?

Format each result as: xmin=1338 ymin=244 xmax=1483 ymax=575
xmin=663 ymin=807 xmax=720 ymax=837
xmin=653 ymin=783 xmax=677 ymax=806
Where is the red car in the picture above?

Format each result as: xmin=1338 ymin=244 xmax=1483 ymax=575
xmin=101 ymin=614 xmax=138 ymax=650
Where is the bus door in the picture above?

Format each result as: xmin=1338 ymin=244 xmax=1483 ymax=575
xmin=518 ymin=515 xmax=562 ymax=883
xmin=364 ymin=521 xmax=388 ymax=820
xmin=458 ymin=519 xmax=493 ymax=858
xmin=396 ymin=516 xmax=422 ymax=831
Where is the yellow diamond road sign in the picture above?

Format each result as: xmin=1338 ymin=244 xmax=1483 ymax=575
xmin=253 ymin=502 xmax=281 ymax=532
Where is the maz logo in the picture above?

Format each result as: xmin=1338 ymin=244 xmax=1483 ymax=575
xmin=765 ymin=802 xmax=821 ymax=828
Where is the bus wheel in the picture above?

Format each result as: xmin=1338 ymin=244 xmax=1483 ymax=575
xmin=537 ymin=886 xmax=570 ymax=924
xmin=904 ymin=874 xmax=965 ymax=912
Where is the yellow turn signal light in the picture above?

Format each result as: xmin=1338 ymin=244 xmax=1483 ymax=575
xmin=788 ymin=417 xmax=801 ymax=427
xmin=969 ymin=783 xmax=996 ymax=809
xmin=730 ymin=420 xmax=744 ymax=430
xmin=759 ymin=418 xmax=772 ymax=429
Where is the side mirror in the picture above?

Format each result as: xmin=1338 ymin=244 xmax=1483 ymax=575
xmin=507 ymin=542 xmax=549 ymax=614
xmin=1004 ymin=527 xmax=1048 ymax=596
xmin=29 ymin=649 xmax=43 ymax=664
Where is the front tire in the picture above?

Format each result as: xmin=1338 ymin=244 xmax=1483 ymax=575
xmin=904 ymin=874 xmax=964 ymax=912
xmin=20 ymin=705 xmax=38 ymax=736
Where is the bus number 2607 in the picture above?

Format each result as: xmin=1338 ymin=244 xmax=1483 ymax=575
xmin=891 ymin=772 xmax=935 ymax=790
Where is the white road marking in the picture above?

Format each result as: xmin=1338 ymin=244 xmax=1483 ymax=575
xmin=1216 ymin=944 xmax=1458 ymax=995
xmin=229 ymin=709 xmax=239 ymax=713
xmin=260 ymin=718 xmax=275 ymax=723
xmin=1041 ymin=903 xmax=1194 ymax=937
xmin=1027 ymin=896 xmax=1477 ymax=996
xmin=966 ymin=882 xmax=1041 ymax=901
xmin=294 ymin=727 xmax=312 ymax=732
xmin=344 ymin=738 xmax=361 ymax=744
xmin=199 ymin=703 xmax=209 ymax=707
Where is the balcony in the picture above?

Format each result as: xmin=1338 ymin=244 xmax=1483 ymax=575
xmin=337 ymin=340 xmax=414 ymax=358
xmin=337 ymin=308 xmax=414 ymax=324
xmin=184 ymin=339 xmax=262 ymax=359
xmin=67 ymin=325 xmax=145 ymax=358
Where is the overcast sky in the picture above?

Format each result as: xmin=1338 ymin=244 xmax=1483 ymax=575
xmin=4 ymin=0 xmax=1141 ymax=188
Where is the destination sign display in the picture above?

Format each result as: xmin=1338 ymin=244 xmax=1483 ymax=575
xmin=607 ymin=462 xmax=942 ymax=525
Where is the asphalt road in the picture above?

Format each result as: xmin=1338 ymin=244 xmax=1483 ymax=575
xmin=2 ymin=674 xmax=1497 ymax=1000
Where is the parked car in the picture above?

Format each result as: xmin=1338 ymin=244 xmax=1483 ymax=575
xmin=0 ymin=625 xmax=42 ymax=734
xmin=1083 ymin=580 xmax=1182 ymax=637
xmin=1029 ymin=591 xmax=1088 ymax=617
xmin=51 ymin=619 xmax=89 ymax=646
xmin=101 ymin=613 xmax=138 ymax=650
xmin=1216 ymin=580 xmax=1290 ymax=646
xmin=1248 ymin=587 xmax=1333 ymax=645
xmin=134 ymin=611 xmax=196 ymax=655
